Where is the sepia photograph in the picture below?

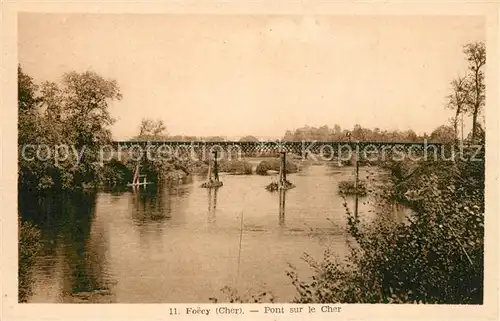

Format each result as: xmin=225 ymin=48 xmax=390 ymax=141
xmin=7 ymin=4 xmax=496 ymax=314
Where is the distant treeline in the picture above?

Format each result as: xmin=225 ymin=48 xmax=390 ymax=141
xmin=283 ymin=124 xmax=427 ymax=142
xmin=130 ymin=122 xmax=482 ymax=145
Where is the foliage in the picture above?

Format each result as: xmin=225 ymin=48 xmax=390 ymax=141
xmin=209 ymin=286 xmax=276 ymax=303
xmin=162 ymin=135 xmax=227 ymax=141
xmin=289 ymin=149 xmax=484 ymax=303
xmin=100 ymin=158 xmax=131 ymax=187
xmin=429 ymin=125 xmax=456 ymax=144
xmin=466 ymin=122 xmax=485 ymax=145
xmin=443 ymin=42 xmax=486 ymax=144
xmin=265 ymin=180 xmax=295 ymax=191
xmin=338 ymin=180 xmax=367 ymax=196
xmin=446 ymin=76 xmax=469 ymax=142
xmin=218 ymin=160 xmax=253 ymax=175
xmin=283 ymin=124 xmax=423 ymax=142
xmin=287 ymin=42 xmax=485 ymax=304
xmin=18 ymin=219 xmax=42 ymax=302
xmin=126 ymin=118 xmax=193 ymax=185
xmin=255 ymin=159 xmax=298 ymax=175
xmin=200 ymin=180 xmax=224 ymax=188
xmin=463 ymin=42 xmax=486 ymax=141
xmin=18 ymin=66 xmax=122 ymax=191
xmin=239 ymin=135 xmax=260 ymax=142
xmin=131 ymin=118 xmax=168 ymax=141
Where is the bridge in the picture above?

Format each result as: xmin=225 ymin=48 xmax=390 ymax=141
xmin=111 ymin=140 xmax=445 ymax=155
xmin=115 ymin=139 xmax=452 ymax=214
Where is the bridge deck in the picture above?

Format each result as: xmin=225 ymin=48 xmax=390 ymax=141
xmin=111 ymin=140 xmax=444 ymax=154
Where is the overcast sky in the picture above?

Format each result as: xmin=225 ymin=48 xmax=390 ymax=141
xmin=18 ymin=14 xmax=485 ymax=139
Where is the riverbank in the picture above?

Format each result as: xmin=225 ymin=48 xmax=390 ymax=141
xmin=288 ymin=153 xmax=485 ymax=304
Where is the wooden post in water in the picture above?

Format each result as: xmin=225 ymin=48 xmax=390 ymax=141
xmin=282 ymin=152 xmax=287 ymax=183
xmin=206 ymin=154 xmax=213 ymax=181
xmin=202 ymin=150 xmax=222 ymax=188
xmin=213 ymin=150 xmax=219 ymax=182
xmin=279 ymin=151 xmax=286 ymax=189
xmin=279 ymin=188 xmax=286 ymax=226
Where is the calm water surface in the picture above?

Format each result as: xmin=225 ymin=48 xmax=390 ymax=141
xmin=22 ymin=162 xmax=405 ymax=303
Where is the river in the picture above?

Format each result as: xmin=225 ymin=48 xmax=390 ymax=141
xmin=19 ymin=161 xmax=407 ymax=303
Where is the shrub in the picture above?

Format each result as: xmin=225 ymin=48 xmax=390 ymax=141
xmin=218 ymin=160 xmax=253 ymax=175
xmin=288 ymin=151 xmax=484 ymax=304
xmin=256 ymin=159 xmax=298 ymax=175
xmin=209 ymin=286 xmax=276 ymax=303
xmin=266 ymin=180 xmax=295 ymax=191
xmin=338 ymin=180 xmax=367 ymax=196
xmin=99 ymin=158 xmax=131 ymax=188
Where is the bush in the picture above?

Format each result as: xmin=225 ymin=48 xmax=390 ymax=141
xmin=288 ymin=151 xmax=484 ymax=304
xmin=338 ymin=180 xmax=367 ymax=196
xmin=256 ymin=159 xmax=298 ymax=175
xmin=266 ymin=180 xmax=295 ymax=191
xmin=209 ymin=286 xmax=276 ymax=303
xmin=99 ymin=158 xmax=131 ymax=188
xmin=218 ymin=160 xmax=253 ymax=175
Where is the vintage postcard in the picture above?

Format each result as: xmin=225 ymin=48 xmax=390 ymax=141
xmin=1 ymin=0 xmax=499 ymax=320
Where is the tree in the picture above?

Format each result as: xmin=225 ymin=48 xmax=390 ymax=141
xmin=317 ymin=125 xmax=330 ymax=141
xmin=18 ymin=67 xmax=122 ymax=191
xmin=430 ymin=125 xmax=455 ymax=144
xmin=62 ymin=71 xmax=122 ymax=187
xmin=239 ymin=135 xmax=259 ymax=142
xmin=446 ymin=76 xmax=469 ymax=143
xmin=136 ymin=118 xmax=168 ymax=141
xmin=466 ymin=122 xmax=485 ymax=144
xmin=18 ymin=65 xmax=39 ymax=113
xmin=463 ymin=42 xmax=486 ymax=141
xmin=352 ymin=124 xmax=372 ymax=141
xmin=333 ymin=124 xmax=342 ymax=138
xmin=403 ymin=129 xmax=418 ymax=142
xmin=283 ymin=130 xmax=294 ymax=141
xmin=18 ymin=66 xmax=40 ymax=147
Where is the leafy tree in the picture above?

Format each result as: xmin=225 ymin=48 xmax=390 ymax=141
xmin=333 ymin=124 xmax=342 ymax=137
xmin=282 ymin=125 xmax=426 ymax=142
xmin=18 ymin=66 xmax=38 ymax=111
xmin=403 ymin=129 xmax=418 ymax=142
xmin=463 ymin=42 xmax=486 ymax=141
xmin=18 ymin=66 xmax=40 ymax=147
xmin=446 ymin=76 xmax=469 ymax=143
xmin=429 ymin=125 xmax=455 ymax=144
xmin=18 ymin=67 xmax=122 ymax=191
xmin=135 ymin=118 xmax=168 ymax=141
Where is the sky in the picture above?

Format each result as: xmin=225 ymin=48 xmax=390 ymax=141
xmin=18 ymin=14 xmax=485 ymax=140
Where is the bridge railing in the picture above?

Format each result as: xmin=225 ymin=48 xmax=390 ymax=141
xmin=106 ymin=140 xmax=481 ymax=163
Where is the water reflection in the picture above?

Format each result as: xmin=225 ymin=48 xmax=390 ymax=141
xmin=207 ymin=187 xmax=219 ymax=224
xmin=20 ymin=192 xmax=115 ymax=301
xmin=278 ymin=189 xmax=286 ymax=227
xmin=130 ymin=184 xmax=187 ymax=226
xmin=21 ymin=165 xmax=413 ymax=303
